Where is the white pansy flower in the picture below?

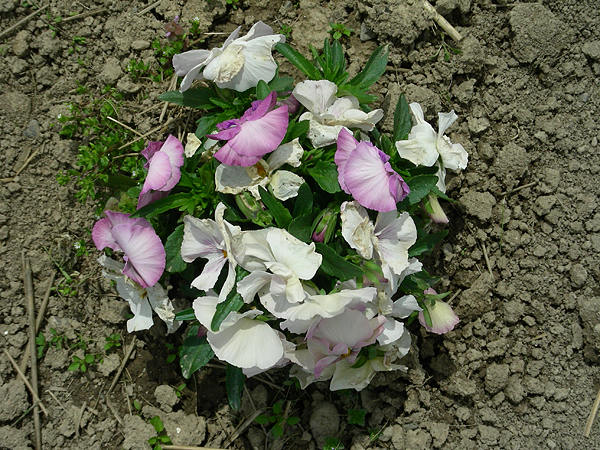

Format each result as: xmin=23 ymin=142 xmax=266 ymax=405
xmin=215 ymin=139 xmax=305 ymax=201
xmin=395 ymin=102 xmax=468 ymax=170
xmin=292 ymin=80 xmax=383 ymax=148
xmin=173 ymin=21 xmax=285 ymax=92
xmin=98 ymin=255 xmax=180 ymax=333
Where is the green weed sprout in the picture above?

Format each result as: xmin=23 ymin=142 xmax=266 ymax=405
xmin=329 ymin=22 xmax=353 ymax=40
xmin=254 ymin=400 xmax=300 ymax=438
xmin=104 ymin=333 xmax=122 ymax=352
xmin=148 ymin=416 xmax=173 ymax=450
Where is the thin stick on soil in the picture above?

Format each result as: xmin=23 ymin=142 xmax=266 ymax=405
xmin=481 ymin=241 xmax=494 ymax=278
xmin=160 ymin=74 xmax=178 ymax=123
xmin=137 ymin=0 xmax=162 ymax=15
xmin=74 ymin=401 xmax=86 ymax=438
xmin=23 ymin=255 xmax=43 ymax=450
xmin=106 ymin=336 xmax=137 ymax=396
xmin=223 ymin=410 xmax=263 ymax=448
xmin=107 ymin=116 xmax=144 ymax=137
xmin=585 ymin=383 xmax=600 ymax=437
xmin=422 ymin=0 xmax=463 ymax=42
xmin=0 ymin=4 xmax=49 ymax=39
xmin=46 ymin=389 xmax=68 ymax=413
xmin=117 ymin=118 xmax=175 ymax=150
xmin=3 ymin=350 xmax=49 ymax=416
xmin=501 ymin=181 xmax=538 ymax=197
xmin=61 ymin=8 xmax=108 ymax=23
xmin=1 ymin=143 xmax=44 ymax=183
xmin=20 ymin=271 xmax=56 ymax=373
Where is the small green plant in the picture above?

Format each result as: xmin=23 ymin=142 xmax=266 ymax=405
xmin=368 ymin=428 xmax=382 ymax=442
xmin=148 ymin=416 xmax=173 ymax=450
xmin=165 ymin=343 xmax=179 ymax=364
xmin=435 ymin=32 xmax=462 ymax=62
xmin=225 ymin=0 xmax=240 ymax=9
xmin=173 ymin=383 xmax=186 ymax=398
xmin=68 ymin=354 xmax=97 ymax=373
xmin=347 ymin=408 xmax=367 ymax=427
xmin=73 ymin=239 xmax=88 ymax=258
xmin=133 ymin=399 xmax=142 ymax=412
xmin=126 ymin=59 xmax=152 ymax=82
xmin=254 ymin=400 xmax=300 ymax=439
xmin=328 ymin=22 xmax=353 ymax=40
xmin=278 ymin=23 xmax=292 ymax=39
xmin=68 ymin=36 xmax=86 ymax=55
xmin=152 ymin=37 xmax=186 ymax=79
xmin=323 ymin=437 xmax=345 ymax=450
xmin=35 ymin=333 xmax=48 ymax=359
xmin=104 ymin=333 xmax=122 ymax=352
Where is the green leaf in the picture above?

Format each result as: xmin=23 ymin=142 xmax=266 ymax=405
xmin=256 ymin=80 xmax=271 ymax=100
xmin=421 ymin=304 xmax=433 ymax=328
xmin=293 ymin=183 xmax=313 ymax=216
xmin=348 ymin=408 xmax=367 ymax=426
xmin=308 ymin=161 xmax=341 ymax=194
xmin=150 ymin=416 xmax=164 ymax=433
xmin=323 ymin=436 xmax=345 ymax=450
xmin=148 ymin=437 xmax=157 ymax=445
xmin=287 ymin=119 xmax=310 ymax=141
xmin=68 ymin=362 xmax=80 ymax=371
xmin=158 ymin=87 xmax=215 ymax=109
xmin=269 ymin=76 xmax=295 ymax=93
xmin=348 ymin=45 xmax=388 ymax=90
xmin=271 ymin=423 xmax=284 ymax=438
xmin=393 ymin=93 xmax=412 ymax=142
xmin=165 ymin=225 xmax=187 ymax=273
xmin=195 ymin=114 xmax=220 ymax=138
xmin=130 ymin=193 xmax=193 ymax=219
xmin=179 ymin=334 xmax=215 ymax=378
xmin=273 ymin=400 xmax=283 ymax=415
xmin=226 ymin=364 xmax=245 ymax=411
xmin=286 ymin=416 xmax=301 ymax=425
xmin=211 ymin=266 xmax=249 ymax=331
xmin=255 ymin=415 xmax=270 ymax=425
xmin=337 ymin=84 xmax=377 ymax=104
xmin=174 ymin=308 xmax=196 ymax=321
xmin=406 ymin=175 xmax=438 ymax=205
xmin=275 ymin=42 xmax=322 ymax=80
xmin=288 ymin=213 xmax=313 ymax=242
xmin=84 ymin=354 xmax=95 ymax=364
xmin=259 ymin=187 xmax=292 ymax=229
xmin=408 ymin=230 xmax=449 ymax=257
xmin=316 ymin=243 xmax=364 ymax=281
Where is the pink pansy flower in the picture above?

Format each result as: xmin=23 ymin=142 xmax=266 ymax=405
xmin=335 ymin=129 xmax=409 ymax=212
xmin=418 ymin=288 xmax=459 ymax=334
xmin=208 ymin=91 xmax=289 ymax=167
xmin=137 ymin=135 xmax=184 ymax=209
xmin=92 ymin=211 xmax=166 ymax=288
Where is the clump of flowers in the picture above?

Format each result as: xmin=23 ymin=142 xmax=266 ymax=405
xmin=91 ymin=25 xmax=466 ymax=404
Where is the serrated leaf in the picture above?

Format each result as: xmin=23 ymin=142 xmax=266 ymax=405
xmin=275 ymin=42 xmax=322 ymax=80
xmin=158 ymin=87 xmax=215 ymax=109
xmin=226 ymin=364 xmax=245 ymax=411
xmin=348 ymin=45 xmax=388 ymax=90
xmin=165 ymin=225 xmax=187 ymax=273
xmin=316 ymin=243 xmax=364 ymax=281
xmin=308 ymin=161 xmax=341 ymax=194
xmin=408 ymin=230 xmax=449 ymax=257
xmin=406 ymin=175 xmax=438 ymax=205
xmin=211 ymin=266 xmax=249 ymax=332
xmin=174 ymin=308 xmax=196 ymax=321
xmin=179 ymin=335 xmax=214 ymax=379
xmin=393 ymin=93 xmax=413 ymax=142
xmin=259 ymin=187 xmax=292 ymax=229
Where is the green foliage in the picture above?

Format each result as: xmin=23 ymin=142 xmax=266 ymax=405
xmin=254 ymin=400 xmax=301 ymax=438
xmin=173 ymin=383 xmax=186 ymax=398
xmin=347 ymin=408 xmax=367 ymax=426
xmin=104 ymin=333 xmax=122 ymax=352
xmin=148 ymin=416 xmax=173 ymax=450
xmin=435 ymin=32 xmax=463 ymax=62
xmin=279 ymin=23 xmax=292 ymax=39
xmin=68 ymin=353 xmax=98 ymax=373
xmin=226 ymin=364 xmax=244 ymax=410
xmin=323 ymin=437 xmax=345 ymax=450
xmin=329 ymin=22 xmax=353 ymax=40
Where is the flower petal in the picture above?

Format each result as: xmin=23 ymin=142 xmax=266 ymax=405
xmin=141 ymin=151 xmax=171 ymax=194
xmin=419 ymin=300 xmax=459 ymax=334
xmin=147 ymin=283 xmax=181 ymax=334
xmin=214 ymin=144 xmax=262 ymax=167
xmin=112 ymin=223 xmax=165 ymax=288
xmin=438 ymin=111 xmax=458 ymax=137
xmin=173 ymin=49 xmax=212 ymax=76
xmin=137 ymin=190 xmax=170 ymax=210
xmin=207 ymin=315 xmax=284 ymax=369
xmin=330 ymin=359 xmax=376 ymax=391
xmin=266 ymin=138 xmax=304 ymax=171
xmin=391 ymin=294 xmax=422 ymax=319
xmin=293 ymin=80 xmax=337 ymax=115
xmin=340 ymin=201 xmax=374 ymax=259
xmin=228 ymin=106 xmax=289 ymax=158
xmin=395 ymin=122 xmax=439 ymax=167
xmin=181 ymin=215 xmax=223 ymax=262
xmin=269 ymin=170 xmax=304 ymax=201
xmin=159 ymin=135 xmax=184 ymax=191
xmin=344 ymin=143 xmax=399 ymax=212
xmin=335 ymin=128 xmax=359 ymax=193
xmin=92 ymin=217 xmax=121 ymax=252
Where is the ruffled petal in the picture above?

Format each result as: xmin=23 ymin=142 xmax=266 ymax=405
xmin=267 ymin=229 xmax=322 ymax=280
xmin=438 ymin=111 xmax=458 ymax=137
xmin=395 ymin=122 xmax=439 ymax=167
xmin=173 ymin=49 xmax=212 ymax=76
xmin=137 ymin=190 xmax=170 ymax=210
xmin=228 ymin=106 xmax=289 ymax=158
xmin=113 ymin=223 xmax=166 ymax=288
xmin=181 ymin=215 xmax=223 ymax=262
xmin=214 ymin=143 xmax=262 ymax=167
xmin=377 ymin=318 xmax=405 ymax=345
xmin=340 ymin=201 xmax=374 ymax=259
xmin=437 ymin=138 xmax=469 ymax=171
xmin=147 ymin=283 xmax=181 ymax=334
xmin=92 ymin=217 xmax=121 ymax=252
xmin=266 ymin=138 xmax=304 ymax=171
xmin=335 ymin=128 xmax=359 ymax=193
xmin=293 ymin=80 xmax=337 ymax=115
xmin=409 ymin=102 xmax=426 ymax=125
xmin=141 ymin=151 xmax=172 ymax=194
xmin=344 ymin=143 xmax=399 ymax=212
xmin=159 ymin=135 xmax=184 ymax=191
xmin=269 ymin=170 xmax=304 ymax=201
xmin=330 ymin=359 xmax=376 ymax=391
xmin=391 ymin=294 xmax=422 ymax=319
xmin=190 ymin=254 xmax=227 ymax=292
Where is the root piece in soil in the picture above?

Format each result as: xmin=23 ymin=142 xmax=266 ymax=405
xmin=23 ymin=255 xmax=43 ymax=450
xmin=422 ymin=0 xmax=463 ymax=42
xmin=0 ymin=4 xmax=49 ymax=39
xmin=106 ymin=336 xmax=137 ymax=396
xmin=585 ymin=383 xmax=600 ymax=437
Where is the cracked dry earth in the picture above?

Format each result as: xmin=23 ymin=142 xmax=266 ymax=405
xmin=1 ymin=0 xmax=600 ymax=449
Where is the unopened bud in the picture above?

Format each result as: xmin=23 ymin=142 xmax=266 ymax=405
xmin=421 ymin=194 xmax=449 ymax=224
xmin=311 ymin=204 xmax=338 ymax=243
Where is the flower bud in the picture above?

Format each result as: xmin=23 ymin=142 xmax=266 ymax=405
xmin=311 ymin=204 xmax=338 ymax=243
xmin=421 ymin=194 xmax=449 ymax=224
xmin=418 ymin=288 xmax=459 ymax=334
xmin=235 ymin=191 xmax=272 ymax=226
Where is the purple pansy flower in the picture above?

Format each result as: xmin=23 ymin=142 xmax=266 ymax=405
xmin=92 ymin=211 xmax=166 ymax=288
xmin=208 ymin=91 xmax=289 ymax=167
xmin=137 ymin=135 xmax=184 ymax=209
xmin=335 ymin=129 xmax=410 ymax=212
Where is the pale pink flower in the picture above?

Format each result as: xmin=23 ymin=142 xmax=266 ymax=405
xmin=418 ymin=288 xmax=459 ymax=334
xmin=208 ymin=91 xmax=289 ymax=167
xmin=92 ymin=211 xmax=165 ymax=288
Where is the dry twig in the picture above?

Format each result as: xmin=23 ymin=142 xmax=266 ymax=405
xmin=422 ymin=0 xmax=463 ymax=42
xmin=117 ymin=118 xmax=175 ymax=150
xmin=223 ymin=410 xmax=263 ymax=448
xmin=108 ymin=116 xmax=144 ymax=137
xmin=106 ymin=336 xmax=137 ymax=396
xmin=61 ymin=8 xmax=108 ymax=22
xmin=585 ymin=383 xmax=600 ymax=437
xmin=137 ymin=0 xmax=162 ymax=15
xmin=3 ymin=350 xmax=49 ymax=416
xmin=0 ymin=4 xmax=49 ymax=39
